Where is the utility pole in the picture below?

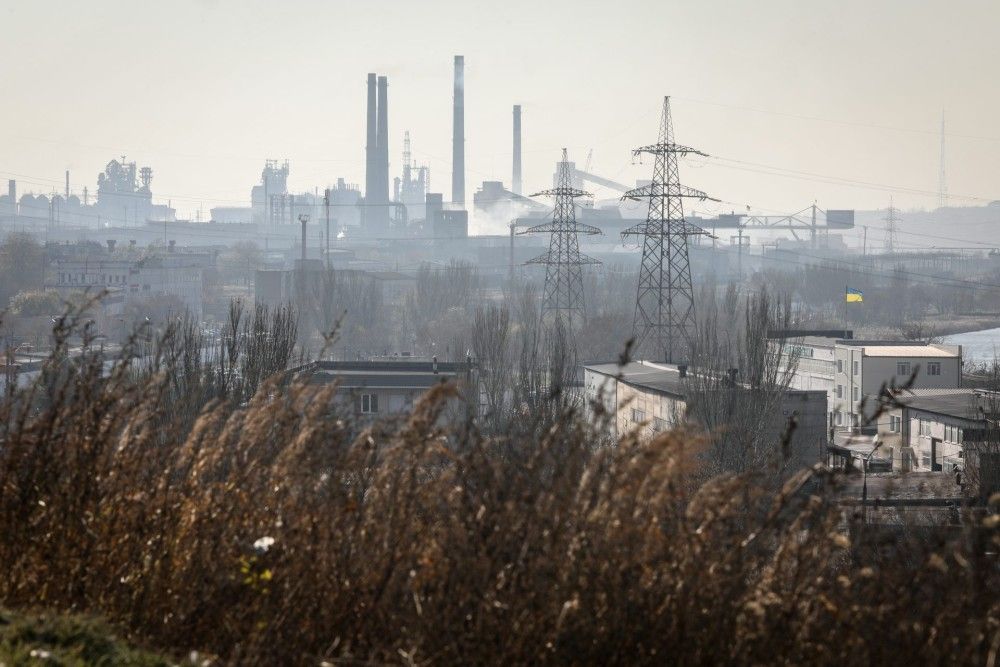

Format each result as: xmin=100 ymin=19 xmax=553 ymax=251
xmin=622 ymin=97 xmax=718 ymax=363
xmin=519 ymin=149 xmax=601 ymax=328
xmin=299 ymin=214 xmax=309 ymax=311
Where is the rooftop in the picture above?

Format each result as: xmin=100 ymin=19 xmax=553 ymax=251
xmin=297 ymin=359 xmax=474 ymax=391
xmin=585 ymin=361 xmax=687 ymax=397
xmin=897 ymin=388 xmax=993 ymax=421
xmin=860 ymin=345 xmax=958 ymax=358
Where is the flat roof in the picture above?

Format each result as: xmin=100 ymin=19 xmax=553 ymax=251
xmin=899 ymin=390 xmax=984 ymax=421
xmin=585 ymin=361 xmax=687 ymax=397
xmin=862 ymin=345 xmax=957 ymax=358
xmin=294 ymin=359 xmax=472 ymax=390
xmin=308 ymin=371 xmax=459 ymax=390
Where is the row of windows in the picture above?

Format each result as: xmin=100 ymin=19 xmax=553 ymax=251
xmin=630 ymin=409 xmax=673 ymax=432
xmin=59 ymin=272 xmax=127 ymax=285
xmin=896 ymin=361 xmax=941 ymax=376
xmin=836 ymin=359 xmax=943 ymax=377
xmin=944 ymin=424 xmax=963 ymax=443
xmin=835 ymin=384 xmax=860 ymax=401
xmin=836 ymin=360 xmax=860 ymax=375
xmin=834 ymin=411 xmax=860 ymax=426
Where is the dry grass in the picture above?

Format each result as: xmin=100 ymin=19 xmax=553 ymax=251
xmin=0 ymin=310 xmax=998 ymax=665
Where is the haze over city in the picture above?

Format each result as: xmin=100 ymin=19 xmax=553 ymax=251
xmin=1 ymin=2 xmax=1000 ymax=665
xmin=3 ymin=0 xmax=999 ymax=229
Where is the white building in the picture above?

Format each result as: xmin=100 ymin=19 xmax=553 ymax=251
xmin=583 ymin=360 xmax=829 ymax=470
xmin=774 ymin=332 xmax=962 ymax=431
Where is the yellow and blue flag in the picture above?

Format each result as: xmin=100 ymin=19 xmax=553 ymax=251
xmin=845 ymin=287 xmax=863 ymax=303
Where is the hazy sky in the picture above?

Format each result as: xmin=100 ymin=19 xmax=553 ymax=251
xmin=2 ymin=0 xmax=999 ymax=230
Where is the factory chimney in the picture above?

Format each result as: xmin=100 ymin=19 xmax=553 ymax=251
xmin=364 ymin=73 xmax=378 ymax=229
xmin=452 ymin=55 xmax=465 ymax=206
xmin=65 ymin=170 xmax=70 ymax=199
xmin=512 ymin=105 xmax=522 ymax=195
xmin=7 ymin=180 xmax=15 ymax=213
xmin=377 ymin=75 xmax=390 ymax=228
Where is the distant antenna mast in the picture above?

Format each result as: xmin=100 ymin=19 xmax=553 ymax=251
xmin=938 ymin=109 xmax=948 ymax=209
xmin=883 ymin=197 xmax=900 ymax=254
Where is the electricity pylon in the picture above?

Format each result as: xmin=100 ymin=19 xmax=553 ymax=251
xmin=622 ymin=97 xmax=718 ymax=363
xmin=883 ymin=197 xmax=900 ymax=253
xmin=520 ymin=148 xmax=601 ymax=326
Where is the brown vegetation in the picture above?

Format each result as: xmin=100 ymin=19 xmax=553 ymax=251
xmin=0 ymin=307 xmax=998 ymax=665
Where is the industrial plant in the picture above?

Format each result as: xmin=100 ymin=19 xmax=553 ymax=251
xmin=3 ymin=2 xmax=1000 ymax=663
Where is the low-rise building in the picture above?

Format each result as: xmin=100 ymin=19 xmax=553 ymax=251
xmin=51 ymin=247 xmax=210 ymax=322
xmin=583 ymin=360 xmax=829 ymax=470
xmin=296 ymin=358 xmax=478 ymax=424
xmin=773 ymin=331 xmax=962 ymax=431
xmin=832 ymin=342 xmax=962 ymax=429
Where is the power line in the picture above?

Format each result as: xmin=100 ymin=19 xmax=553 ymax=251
xmin=701 ymin=155 xmax=993 ymax=204
xmin=675 ymin=95 xmax=1000 ymax=144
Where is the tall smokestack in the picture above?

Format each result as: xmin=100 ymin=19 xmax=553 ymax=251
xmin=377 ymin=75 xmax=389 ymax=225
xmin=512 ymin=105 xmax=522 ymax=195
xmin=364 ymin=73 xmax=378 ymax=229
xmin=65 ymin=170 xmax=69 ymax=198
xmin=452 ymin=55 xmax=465 ymax=206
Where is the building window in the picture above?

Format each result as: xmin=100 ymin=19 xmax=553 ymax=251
xmin=944 ymin=425 xmax=964 ymax=443
xmin=919 ymin=419 xmax=930 ymax=436
xmin=360 ymin=393 xmax=378 ymax=414
xmin=897 ymin=361 xmax=911 ymax=376
xmin=853 ymin=360 xmax=859 ymax=376
xmin=889 ymin=415 xmax=901 ymax=432
xmin=653 ymin=416 xmax=669 ymax=432
xmin=927 ymin=361 xmax=941 ymax=376
xmin=631 ymin=408 xmax=646 ymax=423
xmin=835 ymin=411 xmax=842 ymax=425
xmin=837 ymin=360 xmax=843 ymax=373
xmin=836 ymin=384 xmax=843 ymax=399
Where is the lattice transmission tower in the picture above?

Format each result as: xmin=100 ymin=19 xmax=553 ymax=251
xmin=938 ymin=109 xmax=948 ymax=209
xmin=520 ymin=149 xmax=601 ymax=325
xmin=883 ymin=197 xmax=900 ymax=253
xmin=622 ymin=97 xmax=718 ymax=363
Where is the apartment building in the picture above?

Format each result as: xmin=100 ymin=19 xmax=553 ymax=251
xmin=773 ymin=332 xmax=962 ymax=431
xmin=831 ymin=342 xmax=961 ymax=429
xmin=583 ymin=361 xmax=829 ymax=470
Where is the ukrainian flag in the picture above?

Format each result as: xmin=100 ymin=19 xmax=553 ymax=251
xmin=845 ymin=287 xmax=863 ymax=303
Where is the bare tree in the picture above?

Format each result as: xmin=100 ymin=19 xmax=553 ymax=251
xmin=472 ymin=302 xmax=511 ymax=432
xmin=685 ymin=285 xmax=801 ymax=477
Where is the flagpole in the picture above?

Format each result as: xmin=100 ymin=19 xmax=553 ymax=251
xmin=844 ymin=284 xmax=848 ymax=324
